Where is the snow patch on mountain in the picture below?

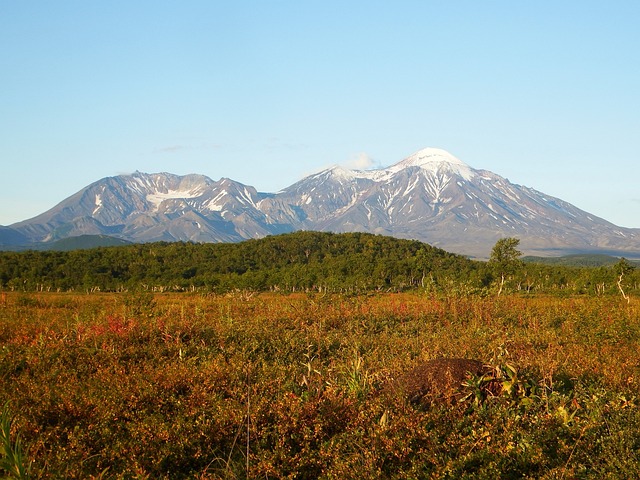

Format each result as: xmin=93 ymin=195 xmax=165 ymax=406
xmin=331 ymin=147 xmax=476 ymax=184
xmin=204 ymin=190 xmax=228 ymax=211
xmin=93 ymin=193 xmax=103 ymax=215
xmin=389 ymin=147 xmax=476 ymax=181
xmin=146 ymin=188 xmax=204 ymax=210
xmin=327 ymin=165 xmax=357 ymax=182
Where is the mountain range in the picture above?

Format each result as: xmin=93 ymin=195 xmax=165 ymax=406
xmin=2 ymin=147 xmax=639 ymax=258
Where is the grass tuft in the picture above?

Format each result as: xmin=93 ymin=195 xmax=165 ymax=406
xmin=0 ymin=402 xmax=29 ymax=479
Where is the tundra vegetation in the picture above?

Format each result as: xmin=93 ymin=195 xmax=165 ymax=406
xmin=0 ymin=232 xmax=639 ymax=478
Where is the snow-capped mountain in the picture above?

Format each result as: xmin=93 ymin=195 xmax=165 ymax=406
xmin=4 ymin=148 xmax=640 ymax=258
xmin=9 ymin=172 xmax=291 ymax=246
xmin=262 ymin=148 xmax=640 ymax=257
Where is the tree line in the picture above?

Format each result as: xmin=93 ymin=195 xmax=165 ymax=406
xmin=0 ymin=231 xmax=637 ymax=296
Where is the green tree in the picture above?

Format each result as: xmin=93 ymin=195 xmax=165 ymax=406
xmin=489 ymin=237 xmax=523 ymax=296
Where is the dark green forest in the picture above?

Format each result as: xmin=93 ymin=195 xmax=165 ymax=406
xmin=0 ymin=231 xmax=637 ymax=296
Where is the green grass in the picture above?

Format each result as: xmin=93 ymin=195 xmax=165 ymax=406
xmin=1 ymin=291 xmax=639 ymax=478
xmin=0 ymin=402 xmax=30 ymax=479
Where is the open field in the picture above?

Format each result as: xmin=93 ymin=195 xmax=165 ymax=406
xmin=1 ymin=291 xmax=640 ymax=478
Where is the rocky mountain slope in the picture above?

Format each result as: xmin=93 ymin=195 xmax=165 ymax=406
xmin=3 ymin=148 xmax=640 ymax=258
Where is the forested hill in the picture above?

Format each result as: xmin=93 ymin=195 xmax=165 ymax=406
xmin=0 ymin=232 xmax=478 ymax=293
xmin=1 ymin=231 xmax=636 ymax=296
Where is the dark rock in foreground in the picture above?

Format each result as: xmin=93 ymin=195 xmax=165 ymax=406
xmin=386 ymin=358 xmax=494 ymax=406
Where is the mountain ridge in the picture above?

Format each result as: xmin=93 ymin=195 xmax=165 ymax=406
xmin=3 ymin=147 xmax=640 ymax=258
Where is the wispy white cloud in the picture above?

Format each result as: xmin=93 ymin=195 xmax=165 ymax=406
xmin=343 ymin=152 xmax=375 ymax=170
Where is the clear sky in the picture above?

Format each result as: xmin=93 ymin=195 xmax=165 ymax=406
xmin=1 ymin=1 xmax=639 ymax=227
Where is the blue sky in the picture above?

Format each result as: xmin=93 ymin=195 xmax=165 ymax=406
xmin=1 ymin=1 xmax=639 ymax=227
